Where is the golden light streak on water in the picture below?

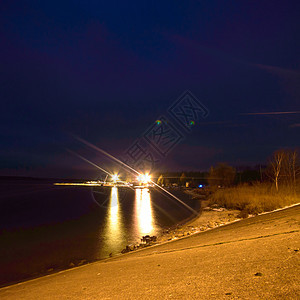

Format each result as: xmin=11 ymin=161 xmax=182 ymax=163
xmin=135 ymin=188 xmax=155 ymax=236
xmin=72 ymin=135 xmax=198 ymax=215
xmin=109 ymin=187 xmax=119 ymax=224
xmin=100 ymin=187 xmax=125 ymax=257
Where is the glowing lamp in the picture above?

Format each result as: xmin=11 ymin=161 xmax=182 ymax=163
xmin=137 ymin=173 xmax=151 ymax=184
xmin=111 ymin=174 xmax=119 ymax=183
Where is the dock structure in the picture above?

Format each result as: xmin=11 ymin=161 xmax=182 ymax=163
xmin=54 ymin=182 xmax=153 ymax=188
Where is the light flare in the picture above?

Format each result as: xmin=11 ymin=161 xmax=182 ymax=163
xmin=137 ymin=173 xmax=151 ymax=184
xmin=111 ymin=174 xmax=120 ymax=183
xmin=73 ymin=136 xmax=199 ymax=215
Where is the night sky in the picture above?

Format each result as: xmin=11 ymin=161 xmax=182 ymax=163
xmin=1 ymin=1 xmax=299 ymax=178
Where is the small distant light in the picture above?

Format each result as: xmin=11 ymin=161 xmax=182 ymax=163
xmin=156 ymin=120 xmax=162 ymax=125
xmin=198 ymin=184 xmax=203 ymax=188
xmin=190 ymin=120 xmax=195 ymax=126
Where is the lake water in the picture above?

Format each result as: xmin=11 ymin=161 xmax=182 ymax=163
xmin=0 ymin=179 xmax=200 ymax=286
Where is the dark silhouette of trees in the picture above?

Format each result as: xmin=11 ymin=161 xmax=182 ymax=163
xmin=179 ymin=173 xmax=187 ymax=186
xmin=208 ymin=163 xmax=236 ymax=187
xmin=240 ymin=169 xmax=261 ymax=183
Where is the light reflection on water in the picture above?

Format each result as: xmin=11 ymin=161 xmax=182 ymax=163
xmin=0 ymin=181 xmax=198 ymax=286
xmin=100 ymin=187 xmax=158 ymax=257
xmin=135 ymin=188 xmax=156 ymax=237
xmin=99 ymin=187 xmax=125 ymax=256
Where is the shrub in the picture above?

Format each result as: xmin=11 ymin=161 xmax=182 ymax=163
xmin=209 ymin=183 xmax=300 ymax=214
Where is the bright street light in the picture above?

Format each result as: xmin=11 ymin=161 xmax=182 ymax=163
xmin=111 ymin=174 xmax=120 ymax=183
xmin=137 ymin=173 xmax=151 ymax=184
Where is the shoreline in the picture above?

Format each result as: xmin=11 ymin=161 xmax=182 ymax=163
xmin=5 ymin=186 xmax=297 ymax=289
xmin=155 ymin=195 xmax=241 ymax=244
xmin=0 ymin=189 xmax=202 ymax=288
xmin=1 ymin=204 xmax=299 ymax=299
xmin=121 ymin=189 xmax=242 ymax=252
xmin=2 ymin=195 xmax=299 ymax=290
xmin=0 ymin=191 xmax=233 ymax=288
xmin=0 ymin=200 xmax=241 ymax=289
xmin=152 ymin=188 xmax=300 ymax=244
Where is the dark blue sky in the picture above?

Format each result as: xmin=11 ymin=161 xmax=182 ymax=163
xmin=1 ymin=0 xmax=299 ymax=178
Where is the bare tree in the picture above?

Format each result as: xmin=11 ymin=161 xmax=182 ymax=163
xmin=269 ymin=150 xmax=285 ymax=191
xmin=282 ymin=150 xmax=292 ymax=187
xmin=279 ymin=149 xmax=300 ymax=188
xmin=290 ymin=150 xmax=300 ymax=187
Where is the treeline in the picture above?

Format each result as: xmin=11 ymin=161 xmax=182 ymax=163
xmin=155 ymin=168 xmax=265 ymax=187
xmin=155 ymin=171 xmax=208 ymax=187
xmin=208 ymin=149 xmax=300 ymax=215
xmin=156 ymin=149 xmax=299 ymax=192
xmin=207 ymin=149 xmax=300 ymax=191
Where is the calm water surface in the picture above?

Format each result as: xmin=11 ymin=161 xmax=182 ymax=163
xmin=0 ymin=179 xmax=200 ymax=286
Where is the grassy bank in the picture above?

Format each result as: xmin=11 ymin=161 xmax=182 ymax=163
xmin=209 ymin=183 xmax=300 ymax=215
